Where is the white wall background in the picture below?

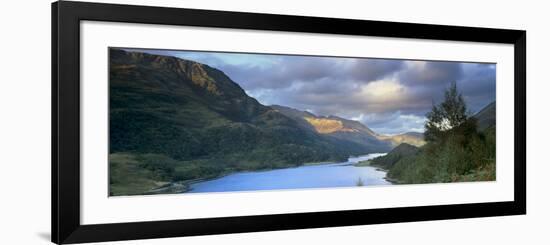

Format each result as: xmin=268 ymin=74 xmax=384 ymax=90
xmin=0 ymin=0 xmax=547 ymax=244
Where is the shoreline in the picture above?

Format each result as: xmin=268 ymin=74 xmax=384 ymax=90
xmin=352 ymin=161 xmax=402 ymax=184
xmin=146 ymin=172 xmax=235 ymax=195
xmin=151 ymin=162 xmax=344 ymax=195
xmin=146 ymin=153 xmax=389 ymax=194
xmin=383 ymin=176 xmax=401 ymax=184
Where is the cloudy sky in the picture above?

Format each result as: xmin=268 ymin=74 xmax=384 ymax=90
xmin=126 ymin=48 xmax=496 ymax=135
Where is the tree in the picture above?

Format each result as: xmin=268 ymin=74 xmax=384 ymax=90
xmin=424 ymin=82 xmax=468 ymax=142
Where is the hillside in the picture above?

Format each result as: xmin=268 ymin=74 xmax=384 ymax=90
xmin=377 ymin=132 xmax=425 ymax=147
xmin=271 ymin=105 xmax=392 ymax=152
xmin=365 ymin=101 xmax=497 ymax=184
xmin=474 ymin=102 xmax=496 ymax=131
xmin=271 ymin=105 xmax=426 ymax=151
xmin=109 ymin=49 xmax=381 ymax=195
xmin=369 ymin=143 xmax=419 ymax=169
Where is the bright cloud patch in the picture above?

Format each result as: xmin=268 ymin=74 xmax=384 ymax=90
xmin=124 ymin=48 xmax=496 ymax=134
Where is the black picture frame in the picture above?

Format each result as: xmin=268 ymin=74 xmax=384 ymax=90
xmin=52 ymin=1 xmax=526 ymax=244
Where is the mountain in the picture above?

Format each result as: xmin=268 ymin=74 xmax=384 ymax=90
xmin=109 ymin=49 xmax=384 ymax=195
xmin=269 ymin=105 xmax=317 ymax=131
xmin=369 ymin=143 xmax=420 ymax=169
xmin=377 ymin=132 xmax=426 ymax=147
xmin=271 ymin=105 xmax=392 ymax=152
xmin=474 ymin=101 xmax=496 ymax=131
xmin=110 ymin=49 xmax=380 ymax=162
xmin=271 ymin=105 xmax=426 ymax=149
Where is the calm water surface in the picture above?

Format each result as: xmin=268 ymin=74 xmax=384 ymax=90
xmin=188 ymin=153 xmax=390 ymax=193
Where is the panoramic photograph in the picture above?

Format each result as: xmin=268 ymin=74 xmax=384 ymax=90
xmin=108 ymin=47 xmax=496 ymax=196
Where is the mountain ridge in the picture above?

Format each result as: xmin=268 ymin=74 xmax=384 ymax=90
xmin=110 ymin=49 xmax=378 ymax=160
xmin=473 ymin=101 xmax=496 ymax=131
xmin=271 ymin=104 xmax=425 ymax=149
xmin=110 ymin=49 xmax=399 ymax=195
xmin=270 ymin=104 xmax=392 ymax=152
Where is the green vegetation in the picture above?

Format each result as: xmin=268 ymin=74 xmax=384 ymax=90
xmin=355 ymin=160 xmax=372 ymax=166
xmin=474 ymin=101 xmax=496 ymax=131
xmin=369 ymin=82 xmax=496 ymax=184
xmin=387 ymin=123 xmax=495 ymax=183
xmin=109 ymin=49 xmax=380 ymax=196
xmin=271 ymin=105 xmax=393 ymax=153
xmin=369 ymin=143 xmax=419 ymax=169
xmin=109 ymin=152 xmax=238 ymax=195
xmin=109 ymin=153 xmax=172 ymax=195
xmin=108 ymin=49 xmax=496 ymax=195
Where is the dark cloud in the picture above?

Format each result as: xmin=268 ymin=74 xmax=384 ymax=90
xmin=294 ymin=77 xmax=359 ymax=95
xmin=219 ymin=56 xmax=345 ymax=90
xmin=399 ymin=61 xmax=464 ymax=86
xmin=213 ymin=56 xmax=403 ymax=92
xmin=126 ymin=48 xmax=496 ymax=134
xmin=458 ymin=63 xmax=496 ymax=113
xmin=349 ymin=59 xmax=405 ymax=82
xmin=234 ymin=60 xmax=494 ymax=135
xmin=362 ymin=112 xmax=427 ymax=135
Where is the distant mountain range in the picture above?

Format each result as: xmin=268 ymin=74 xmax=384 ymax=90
xmin=377 ymin=132 xmax=425 ymax=147
xmin=272 ymin=105 xmax=426 ymax=148
xmin=110 ymin=49 xmax=424 ymax=173
xmin=110 ymin=49 xmax=425 ymax=163
xmin=270 ymin=105 xmax=397 ymax=152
